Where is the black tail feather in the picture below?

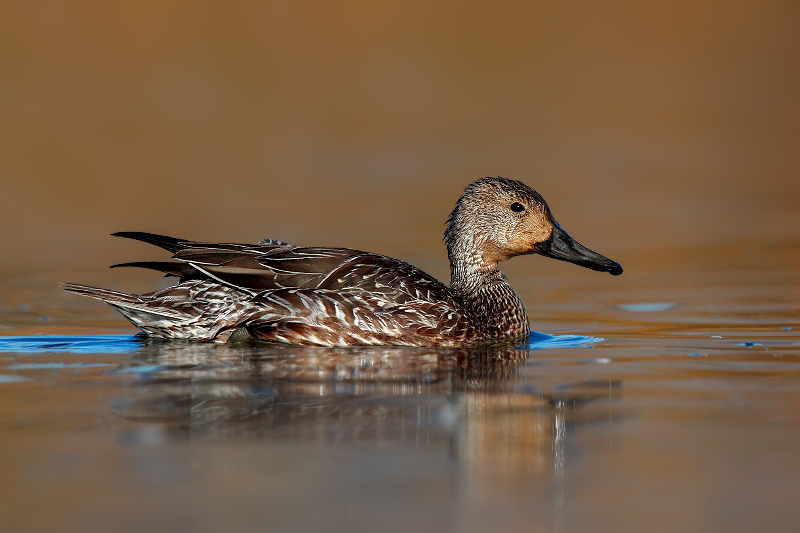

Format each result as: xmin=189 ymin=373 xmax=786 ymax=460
xmin=112 ymin=232 xmax=192 ymax=253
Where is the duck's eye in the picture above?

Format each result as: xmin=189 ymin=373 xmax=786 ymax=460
xmin=510 ymin=202 xmax=526 ymax=213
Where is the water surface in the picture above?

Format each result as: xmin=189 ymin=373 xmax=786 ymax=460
xmin=1 ymin=243 xmax=798 ymax=533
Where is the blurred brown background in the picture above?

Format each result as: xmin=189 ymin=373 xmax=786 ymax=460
xmin=1 ymin=0 xmax=798 ymax=279
xmin=1 ymin=6 xmax=800 ymax=529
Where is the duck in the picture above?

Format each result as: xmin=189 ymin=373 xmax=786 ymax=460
xmin=64 ymin=177 xmax=622 ymax=346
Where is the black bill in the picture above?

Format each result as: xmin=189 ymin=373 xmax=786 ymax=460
xmin=534 ymin=223 xmax=623 ymax=275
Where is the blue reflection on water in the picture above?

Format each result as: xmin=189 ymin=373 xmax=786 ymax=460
xmin=0 ymin=331 xmax=601 ymax=355
xmin=0 ymin=335 xmax=140 ymax=354
xmin=524 ymin=331 xmax=603 ymax=350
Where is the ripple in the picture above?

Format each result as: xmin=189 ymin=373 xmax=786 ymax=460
xmin=619 ymin=302 xmax=676 ymax=312
xmin=0 ymin=374 xmax=33 ymax=383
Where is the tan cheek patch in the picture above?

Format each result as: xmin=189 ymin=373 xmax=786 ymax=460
xmin=511 ymin=213 xmax=552 ymax=251
xmin=531 ymin=221 xmax=553 ymax=243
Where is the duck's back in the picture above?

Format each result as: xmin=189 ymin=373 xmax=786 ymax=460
xmin=188 ymin=244 xmax=476 ymax=345
xmin=173 ymin=243 xmax=445 ymax=297
xmin=65 ymin=233 xmax=479 ymax=346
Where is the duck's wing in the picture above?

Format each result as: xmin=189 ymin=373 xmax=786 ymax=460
xmin=111 ymin=233 xmax=449 ymax=300
xmin=171 ymin=246 xmax=360 ymax=294
xmin=111 ymin=231 xmax=301 ymax=290
xmin=172 ymin=246 xmax=451 ymax=300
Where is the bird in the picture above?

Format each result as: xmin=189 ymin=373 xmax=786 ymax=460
xmin=64 ymin=177 xmax=622 ymax=346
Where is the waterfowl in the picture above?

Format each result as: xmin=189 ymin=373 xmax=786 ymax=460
xmin=65 ymin=177 xmax=622 ymax=346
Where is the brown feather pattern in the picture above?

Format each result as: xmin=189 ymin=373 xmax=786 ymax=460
xmin=64 ymin=178 xmax=618 ymax=346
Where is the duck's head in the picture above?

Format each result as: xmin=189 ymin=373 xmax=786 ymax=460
xmin=445 ymin=177 xmax=622 ymax=276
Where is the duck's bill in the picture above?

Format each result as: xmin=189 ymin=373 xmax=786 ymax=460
xmin=534 ymin=224 xmax=623 ymax=275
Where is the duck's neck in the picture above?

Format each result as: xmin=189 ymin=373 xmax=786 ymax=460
xmin=447 ymin=235 xmax=529 ymax=339
xmin=448 ymin=234 xmax=501 ymax=295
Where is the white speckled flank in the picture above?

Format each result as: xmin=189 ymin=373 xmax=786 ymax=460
xmin=64 ymin=178 xmax=621 ymax=346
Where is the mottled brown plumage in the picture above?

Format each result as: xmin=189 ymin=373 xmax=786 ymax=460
xmin=64 ymin=177 xmax=622 ymax=346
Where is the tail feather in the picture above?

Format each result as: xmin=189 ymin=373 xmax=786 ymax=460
xmin=62 ymin=283 xmax=187 ymax=320
xmin=112 ymin=232 xmax=191 ymax=253
xmin=62 ymin=282 xmax=144 ymax=305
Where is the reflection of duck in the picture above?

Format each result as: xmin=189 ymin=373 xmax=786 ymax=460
xmin=115 ymin=340 xmax=619 ymax=516
xmin=121 ymin=337 xmax=531 ymax=389
xmin=117 ymin=340 xmax=616 ymax=444
xmin=114 ymin=341 xmax=532 ymax=438
xmin=66 ymin=178 xmax=621 ymax=346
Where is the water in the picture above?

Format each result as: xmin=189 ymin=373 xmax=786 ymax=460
xmin=1 ymin=244 xmax=798 ymax=533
